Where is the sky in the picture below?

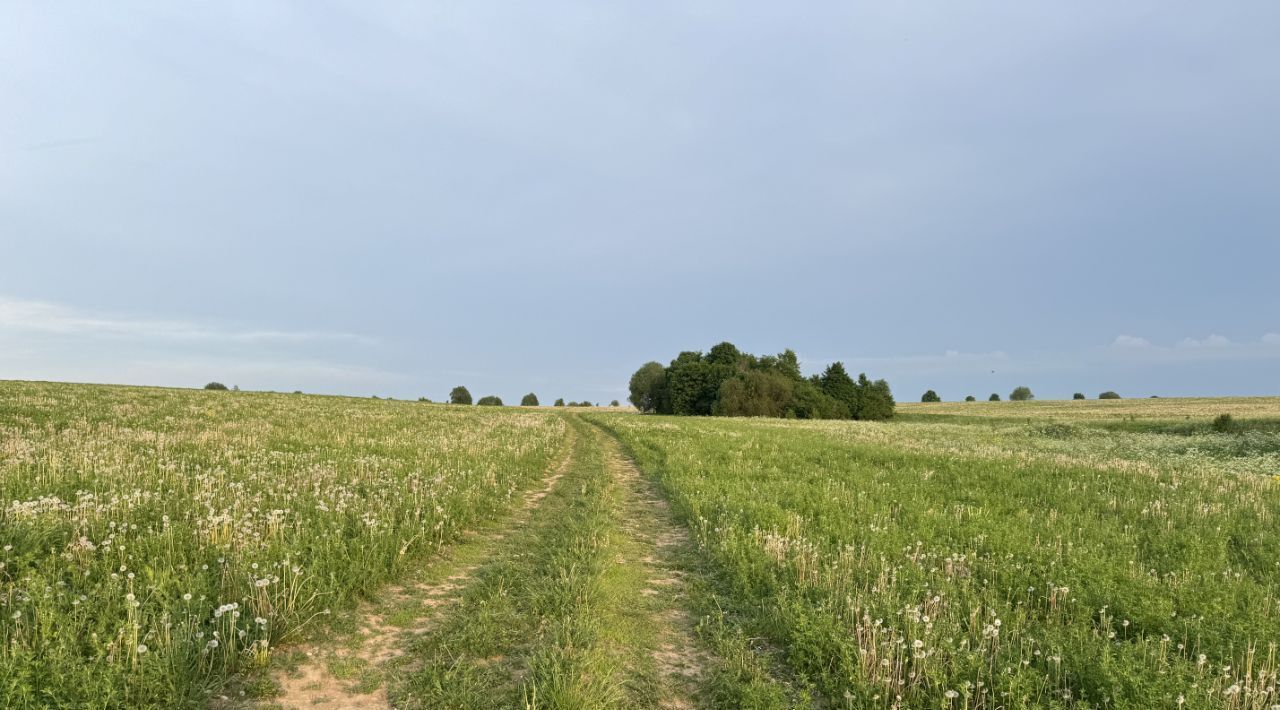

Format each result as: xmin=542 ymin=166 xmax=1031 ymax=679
xmin=2 ymin=1 xmax=1278 ymax=404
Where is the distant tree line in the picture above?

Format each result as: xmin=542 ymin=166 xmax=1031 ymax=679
xmin=628 ymin=342 xmax=894 ymax=420
xmin=923 ymin=387 xmax=1126 ymax=402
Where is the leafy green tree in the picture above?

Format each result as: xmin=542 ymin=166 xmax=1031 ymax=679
xmin=417 ymin=396 xmax=432 ymax=402
xmin=204 ymin=382 xmax=228 ymax=391
xmin=449 ymin=386 xmax=472 ymax=405
xmin=706 ymin=341 xmax=743 ymax=366
xmin=628 ymin=362 xmax=668 ymax=414
xmin=1010 ymin=386 xmax=1034 ymax=401
xmin=715 ymin=370 xmax=795 ymax=418
xmin=520 ymin=393 xmax=539 ymax=406
xmin=818 ymin=362 xmax=859 ymax=418
xmin=1098 ymin=391 xmax=1121 ymax=400
xmin=1073 ymin=393 xmax=1086 ymax=400
xmin=964 ymin=395 xmax=976 ymax=402
xmin=921 ymin=389 xmax=941 ymax=403
xmin=788 ymin=379 xmax=847 ymax=419
xmin=857 ymin=374 xmax=896 ymax=421
xmin=476 ymin=395 xmax=503 ymax=406
xmin=610 ymin=400 xmax=620 ymax=407
xmin=989 ymin=393 xmax=1001 ymax=401
xmin=554 ymin=398 xmax=565 ymax=407
xmin=667 ymin=352 xmax=723 ymax=416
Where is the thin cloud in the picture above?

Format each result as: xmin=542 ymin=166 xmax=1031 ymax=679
xmin=0 ymin=296 xmax=376 ymax=346
xmin=1111 ymin=335 xmax=1153 ymax=349
xmin=1177 ymin=334 xmax=1231 ymax=349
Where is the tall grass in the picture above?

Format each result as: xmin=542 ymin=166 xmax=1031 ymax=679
xmin=0 ymin=381 xmax=566 ymax=707
xmin=590 ymin=408 xmax=1280 ymax=708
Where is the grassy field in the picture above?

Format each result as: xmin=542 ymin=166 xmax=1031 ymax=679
xmin=589 ymin=397 xmax=1280 ymax=708
xmin=3 ymin=383 xmax=1279 ymax=708
xmin=0 ymin=381 xmax=566 ymax=707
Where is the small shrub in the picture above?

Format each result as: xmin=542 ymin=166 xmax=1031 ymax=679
xmin=1099 ymin=391 xmax=1121 ymax=400
xmin=610 ymin=400 xmax=620 ymax=407
xmin=204 ymin=382 xmax=228 ymax=391
xmin=1073 ymin=392 xmax=1085 ymax=400
xmin=476 ymin=395 xmax=503 ymax=406
xmin=964 ymin=395 xmax=976 ymax=402
xmin=417 ymin=396 xmax=432 ymax=403
xmin=1212 ymin=413 xmax=1242 ymax=434
xmin=1040 ymin=423 xmax=1077 ymax=439
xmin=921 ymin=389 xmax=941 ymax=403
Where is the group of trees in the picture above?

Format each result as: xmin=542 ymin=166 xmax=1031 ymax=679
xmin=628 ymin=342 xmax=895 ymax=420
xmin=924 ymin=387 xmax=1125 ymax=403
xmin=445 ymin=387 xmax=608 ymax=408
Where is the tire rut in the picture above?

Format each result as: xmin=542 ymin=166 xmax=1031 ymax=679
xmin=247 ymin=428 xmax=577 ymax=710
xmin=598 ymin=429 xmax=710 ymax=709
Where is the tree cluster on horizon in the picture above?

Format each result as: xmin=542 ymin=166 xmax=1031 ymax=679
xmin=628 ymin=342 xmax=894 ymax=420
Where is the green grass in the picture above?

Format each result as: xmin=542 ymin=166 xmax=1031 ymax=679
xmin=7 ymin=381 xmax=1280 ymax=708
xmin=0 ymin=381 xmax=567 ymax=707
xmin=394 ymin=418 xmax=656 ymax=708
xmin=587 ymin=407 xmax=1280 ymax=709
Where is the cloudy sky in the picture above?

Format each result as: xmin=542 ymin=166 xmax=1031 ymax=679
xmin=3 ymin=1 xmax=1278 ymax=403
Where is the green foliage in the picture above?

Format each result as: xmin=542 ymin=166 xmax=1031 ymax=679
xmin=627 ymin=362 xmax=667 ymax=413
xmin=476 ymin=395 xmax=503 ymax=406
xmin=1073 ymin=392 xmax=1086 ymax=400
xmin=818 ymin=362 xmax=859 ymax=416
xmin=1009 ymin=386 xmax=1034 ymax=401
xmin=857 ymin=374 xmax=896 ymax=421
xmin=609 ymin=400 xmax=619 ymax=407
xmin=1212 ymin=413 xmax=1242 ymax=433
xmin=965 ymin=395 xmax=976 ymax=402
xmin=450 ymin=386 xmax=473 ymax=405
xmin=1099 ymin=391 xmax=1122 ymax=400
xmin=204 ymin=382 xmax=228 ymax=390
xmin=631 ymin=344 xmax=894 ymax=421
xmin=521 ymin=393 xmax=539 ymax=407
xmin=921 ymin=389 xmax=941 ymax=403
xmin=418 ymin=396 xmax=432 ymax=402
xmin=715 ymin=370 xmax=796 ymax=418
xmin=554 ymin=398 xmax=565 ymax=407
xmin=989 ymin=393 xmax=1001 ymax=401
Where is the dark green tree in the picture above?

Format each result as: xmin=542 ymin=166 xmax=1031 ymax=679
xmin=818 ymin=362 xmax=859 ymax=418
xmin=520 ymin=393 xmax=539 ymax=406
xmin=1073 ymin=392 xmax=1086 ymax=400
xmin=989 ymin=393 xmax=1001 ymax=401
xmin=964 ymin=395 xmax=976 ymax=402
xmin=921 ymin=389 xmax=941 ymax=403
xmin=628 ymin=362 xmax=668 ymax=414
xmin=788 ymin=379 xmax=846 ymax=419
xmin=857 ymin=374 xmax=896 ymax=421
xmin=554 ymin=398 xmax=565 ymax=407
xmin=715 ymin=370 xmax=795 ymax=418
xmin=610 ymin=400 xmax=620 ymax=407
xmin=706 ymin=341 xmax=743 ymax=366
xmin=667 ymin=352 xmax=722 ymax=416
xmin=449 ymin=386 xmax=473 ymax=405
xmin=476 ymin=395 xmax=503 ymax=406
xmin=204 ymin=382 xmax=228 ymax=391
xmin=1010 ymin=386 xmax=1034 ymax=401
xmin=1099 ymin=391 xmax=1121 ymax=400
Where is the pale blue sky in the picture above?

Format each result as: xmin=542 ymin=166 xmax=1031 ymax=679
xmin=2 ymin=1 xmax=1278 ymax=403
